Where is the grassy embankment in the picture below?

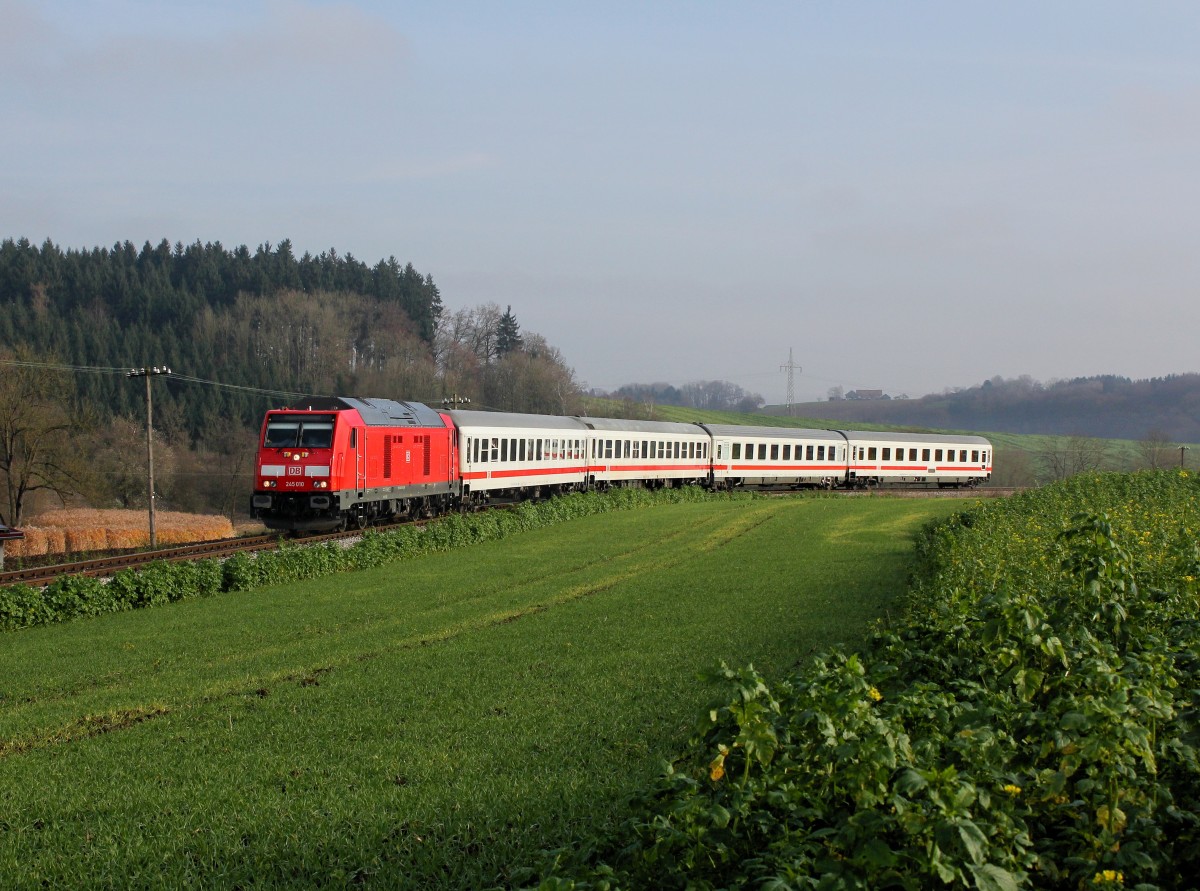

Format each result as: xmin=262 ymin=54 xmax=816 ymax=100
xmin=0 ymin=495 xmax=962 ymax=887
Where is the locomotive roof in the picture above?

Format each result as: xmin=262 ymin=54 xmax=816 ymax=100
xmin=702 ymin=424 xmax=845 ymax=441
xmin=448 ymin=409 xmax=590 ymax=431
xmin=575 ymin=416 xmax=704 ymax=435
xmin=276 ymin=397 xmax=446 ymax=428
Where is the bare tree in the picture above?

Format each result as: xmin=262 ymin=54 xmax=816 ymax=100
xmin=1037 ymin=434 xmax=1111 ymax=482
xmin=1137 ymin=428 xmax=1176 ymax=470
xmin=0 ymin=353 xmax=94 ymax=524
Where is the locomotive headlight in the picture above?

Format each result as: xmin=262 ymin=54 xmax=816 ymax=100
xmin=293 ymin=453 xmax=301 ymax=461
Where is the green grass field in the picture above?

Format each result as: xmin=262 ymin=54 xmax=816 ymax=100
xmin=0 ymin=496 xmax=965 ymax=888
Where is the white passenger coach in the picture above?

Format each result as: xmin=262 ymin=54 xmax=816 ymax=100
xmin=448 ymin=409 xmax=992 ymax=500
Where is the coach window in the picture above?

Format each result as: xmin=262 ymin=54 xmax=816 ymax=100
xmin=625 ymin=440 xmax=632 ymax=458
xmin=959 ymin=449 xmax=967 ymax=462
xmin=782 ymin=444 xmax=791 ymax=461
xmin=501 ymin=439 xmax=509 ymax=462
xmin=882 ymin=448 xmax=891 ymax=461
xmin=935 ymin=449 xmax=943 ymax=461
xmin=732 ymin=443 xmax=742 ymax=460
xmin=971 ymin=449 xmax=979 ymax=463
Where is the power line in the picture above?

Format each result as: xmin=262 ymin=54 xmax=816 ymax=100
xmin=0 ymin=358 xmax=323 ymax=401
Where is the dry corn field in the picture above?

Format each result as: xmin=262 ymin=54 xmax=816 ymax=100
xmin=5 ymin=509 xmax=235 ymax=557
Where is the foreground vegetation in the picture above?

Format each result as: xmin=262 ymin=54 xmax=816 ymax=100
xmin=0 ymin=492 xmax=958 ymax=887
xmin=533 ymin=471 xmax=1200 ymax=889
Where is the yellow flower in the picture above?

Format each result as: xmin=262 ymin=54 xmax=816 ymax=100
xmin=1002 ymin=784 xmax=1021 ymax=796
xmin=709 ymin=755 xmax=726 ymax=782
xmin=1091 ymin=870 xmax=1124 ymax=886
xmin=868 ymin=686 xmax=883 ymax=702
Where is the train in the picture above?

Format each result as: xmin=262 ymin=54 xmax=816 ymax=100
xmin=250 ymin=397 xmax=993 ymax=532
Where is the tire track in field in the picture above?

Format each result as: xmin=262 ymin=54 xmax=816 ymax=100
xmin=2 ymin=506 xmax=767 ymax=757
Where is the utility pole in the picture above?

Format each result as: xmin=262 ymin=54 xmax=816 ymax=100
xmin=779 ymin=349 xmax=801 ymax=416
xmin=127 ymin=366 xmax=172 ymax=548
xmin=1181 ymin=445 xmax=1191 ymax=469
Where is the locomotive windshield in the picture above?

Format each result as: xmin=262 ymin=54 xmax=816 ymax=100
xmin=263 ymin=414 xmax=336 ymax=449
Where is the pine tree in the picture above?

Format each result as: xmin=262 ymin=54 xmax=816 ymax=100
xmin=496 ymin=305 xmax=522 ymax=357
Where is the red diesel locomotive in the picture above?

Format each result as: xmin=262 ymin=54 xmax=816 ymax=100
xmin=250 ymin=397 xmax=457 ymax=531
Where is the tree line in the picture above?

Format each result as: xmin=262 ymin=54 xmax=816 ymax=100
xmin=609 ymin=380 xmax=764 ymax=414
xmin=0 ymin=238 xmax=581 ymax=525
xmin=788 ymin=373 xmax=1200 ymax=444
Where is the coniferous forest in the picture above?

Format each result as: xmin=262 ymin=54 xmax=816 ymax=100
xmin=0 ymin=237 xmax=582 ymax=524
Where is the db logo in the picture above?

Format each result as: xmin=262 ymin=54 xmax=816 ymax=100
xmin=287 ymin=465 xmax=303 ymax=476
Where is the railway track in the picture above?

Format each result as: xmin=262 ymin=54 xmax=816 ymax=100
xmin=0 ymin=527 xmax=370 ymax=588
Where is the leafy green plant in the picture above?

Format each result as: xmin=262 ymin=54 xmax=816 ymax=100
xmin=533 ymin=472 xmax=1200 ymax=890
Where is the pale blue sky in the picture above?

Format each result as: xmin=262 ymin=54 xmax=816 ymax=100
xmin=4 ymin=1 xmax=1199 ymax=403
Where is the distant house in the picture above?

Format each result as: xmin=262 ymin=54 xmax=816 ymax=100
xmin=846 ymin=389 xmax=885 ymax=400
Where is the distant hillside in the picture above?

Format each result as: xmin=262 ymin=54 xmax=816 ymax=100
xmin=765 ymin=375 xmax=1200 ymax=443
